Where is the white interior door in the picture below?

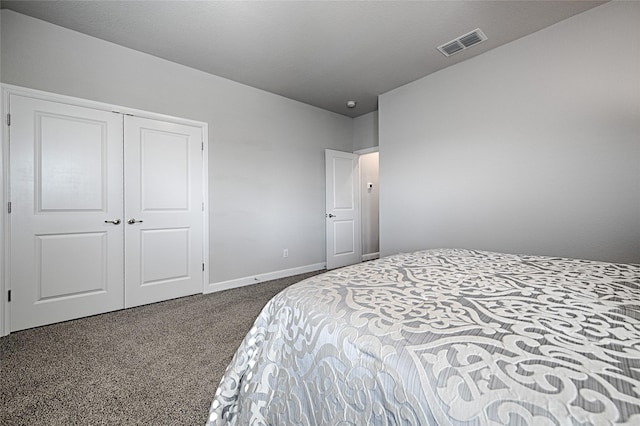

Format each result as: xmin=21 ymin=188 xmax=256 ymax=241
xmin=9 ymin=95 xmax=124 ymax=332
xmin=124 ymin=116 xmax=204 ymax=308
xmin=325 ymin=149 xmax=361 ymax=269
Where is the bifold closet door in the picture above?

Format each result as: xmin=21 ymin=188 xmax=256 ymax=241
xmin=10 ymin=95 xmax=125 ymax=332
xmin=123 ymin=116 xmax=203 ymax=308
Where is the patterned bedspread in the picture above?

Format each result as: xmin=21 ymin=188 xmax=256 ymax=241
xmin=207 ymin=249 xmax=640 ymax=425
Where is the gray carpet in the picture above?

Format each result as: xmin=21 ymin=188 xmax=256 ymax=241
xmin=0 ymin=271 xmax=322 ymax=425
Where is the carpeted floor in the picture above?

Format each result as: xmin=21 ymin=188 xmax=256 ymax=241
xmin=0 ymin=271 xmax=322 ymax=425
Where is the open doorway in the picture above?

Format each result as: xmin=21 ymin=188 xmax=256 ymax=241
xmin=359 ymin=151 xmax=379 ymax=261
xmin=324 ymin=148 xmax=379 ymax=269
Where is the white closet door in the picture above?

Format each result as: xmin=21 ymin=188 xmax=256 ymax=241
xmin=9 ymin=95 xmax=124 ymax=331
xmin=124 ymin=116 xmax=204 ymax=308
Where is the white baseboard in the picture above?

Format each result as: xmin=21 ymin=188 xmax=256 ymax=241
xmin=362 ymin=252 xmax=380 ymax=262
xmin=206 ymin=262 xmax=326 ymax=294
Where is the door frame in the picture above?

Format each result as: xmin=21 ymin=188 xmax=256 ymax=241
xmin=323 ymin=147 xmax=380 ymax=270
xmin=0 ymin=84 xmax=210 ymax=336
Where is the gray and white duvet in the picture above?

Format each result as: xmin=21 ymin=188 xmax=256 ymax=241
xmin=207 ymin=249 xmax=640 ymax=425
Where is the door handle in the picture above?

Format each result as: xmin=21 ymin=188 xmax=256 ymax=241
xmin=327 ymin=213 xmax=336 ymax=218
xmin=104 ymin=219 xmax=121 ymax=225
xmin=127 ymin=218 xmax=144 ymax=224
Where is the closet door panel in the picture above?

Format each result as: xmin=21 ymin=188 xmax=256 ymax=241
xmin=124 ymin=116 xmax=203 ymax=308
xmin=9 ymin=95 xmax=124 ymax=331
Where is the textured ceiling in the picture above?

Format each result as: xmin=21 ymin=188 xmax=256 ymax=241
xmin=0 ymin=1 xmax=606 ymax=117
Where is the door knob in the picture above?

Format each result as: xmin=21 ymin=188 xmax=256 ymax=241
xmin=127 ymin=218 xmax=144 ymax=224
xmin=328 ymin=213 xmax=336 ymax=218
xmin=104 ymin=219 xmax=121 ymax=225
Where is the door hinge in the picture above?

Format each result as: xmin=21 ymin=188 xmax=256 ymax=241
xmin=7 ymin=290 xmax=11 ymax=302
xmin=6 ymin=113 xmax=10 ymax=126
xmin=202 ymin=202 xmax=204 ymax=212
xmin=7 ymin=202 xmax=11 ymax=214
xmin=202 ymin=263 xmax=205 ymax=272
xmin=201 ymin=141 xmax=204 ymax=151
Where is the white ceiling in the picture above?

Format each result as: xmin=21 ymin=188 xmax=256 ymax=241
xmin=1 ymin=1 xmax=606 ymax=118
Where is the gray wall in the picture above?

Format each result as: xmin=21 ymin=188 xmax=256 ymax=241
xmin=379 ymin=1 xmax=640 ymax=263
xmin=1 ymin=10 xmax=353 ymax=284
xmin=353 ymin=111 xmax=378 ymax=152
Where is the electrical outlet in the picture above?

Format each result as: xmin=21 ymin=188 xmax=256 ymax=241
xmin=283 ymin=249 xmax=289 ymax=258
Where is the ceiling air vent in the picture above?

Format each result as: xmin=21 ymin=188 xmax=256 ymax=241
xmin=437 ymin=29 xmax=487 ymax=57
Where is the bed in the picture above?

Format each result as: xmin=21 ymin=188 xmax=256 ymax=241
xmin=206 ymin=248 xmax=640 ymax=425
